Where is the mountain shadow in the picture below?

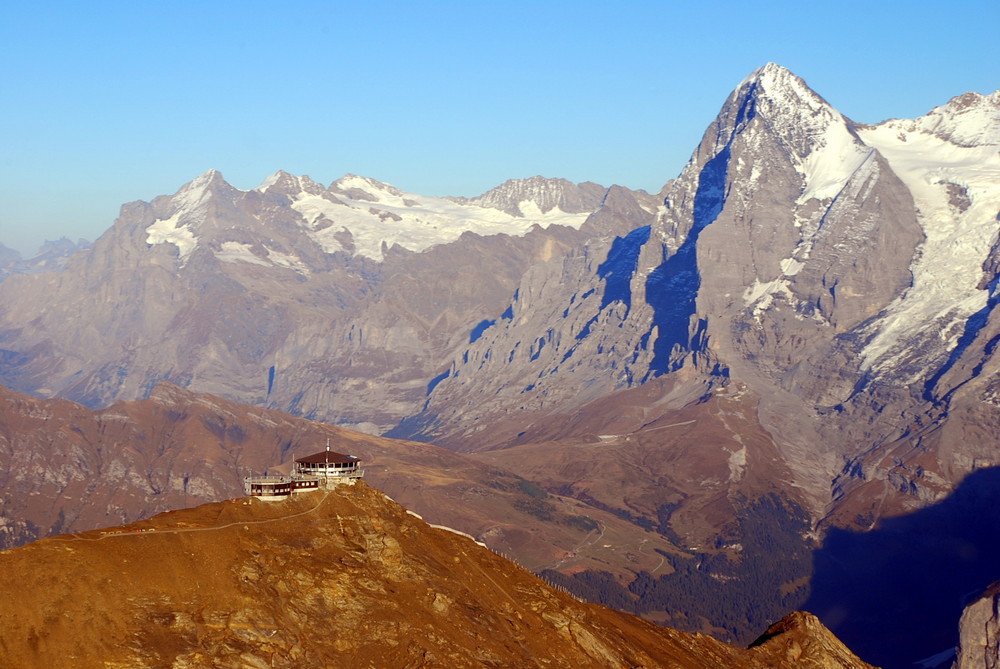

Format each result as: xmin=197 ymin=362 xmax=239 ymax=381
xmin=540 ymin=493 xmax=813 ymax=646
xmin=645 ymin=146 xmax=729 ymax=375
xmin=806 ymin=466 xmax=1000 ymax=669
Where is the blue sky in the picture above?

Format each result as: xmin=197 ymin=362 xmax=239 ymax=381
xmin=2 ymin=0 xmax=997 ymax=255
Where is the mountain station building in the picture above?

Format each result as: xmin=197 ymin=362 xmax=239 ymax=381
xmin=293 ymin=448 xmax=363 ymax=480
xmin=244 ymin=446 xmax=363 ymax=500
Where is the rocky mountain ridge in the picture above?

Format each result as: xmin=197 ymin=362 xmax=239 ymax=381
xmin=0 ymin=172 xmax=654 ymax=432
xmin=447 ymin=174 xmax=609 ymax=217
xmin=0 ymin=480 xmax=874 ymax=668
xmin=384 ymin=65 xmax=1000 ymax=666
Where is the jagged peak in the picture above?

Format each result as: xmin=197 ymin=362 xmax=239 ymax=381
xmin=143 ymin=170 xmax=243 ymax=263
xmin=169 ymin=168 xmax=240 ymax=212
xmin=493 ymin=174 xmax=571 ymax=188
xmin=255 ymin=169 xmax=294 ymax=191
xmin=861 ymin=88 xmax=1000 ymax=150
xmin=945 ymin=89 xmax=1000 ymax=109
xmin=255 ymin=170 xmax=326 ymax=196
xmin=704 ymin=64 xmax=869 ymax=203
xmin=184 ymin=168 xmax=228 ymax=190
xmin=477 ymin=175 xmax=575 ymax=197
xmin=740 ymin=62 xmax=797 ymax=88
xmin=731 ymin=63 xmax=839 ymax=126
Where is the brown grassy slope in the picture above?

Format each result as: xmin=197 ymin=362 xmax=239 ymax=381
xmin=0 ymin=381 xmax=678 ymax=577
xmin=0 ymin=481 xmax=874 ymax=668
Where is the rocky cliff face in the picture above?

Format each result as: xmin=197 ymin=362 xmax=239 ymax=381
xmin=0 ymin=481 xmax=874 ymax=669
xmin=413 ymin=65 xmax=1000 ymax=517
xmin=378 ymin=66 xmax=1000 ymax=662
xmin=418 ymin=65 xmax=924 ymax=450
xmin=954 ymin=582 xmax=1000 ymax=669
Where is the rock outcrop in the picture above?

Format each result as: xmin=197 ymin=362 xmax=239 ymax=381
xmin=954 ymin=582 xmax=1000 ymax=669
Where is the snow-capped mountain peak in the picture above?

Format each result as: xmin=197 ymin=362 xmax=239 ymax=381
xmin=733 ymin=62 xmax=834 ymax=127
xmin=879 ymin=90 xmax=1000 ymax=148
xmin=728 ymin=64 xmax=871 ymax=203
xmin=739 ymin=62 xmax=809 ymax=97
xmin=329 ymin=174 xmax=406 ymax=204
xmin=172 ymin=168 xmax=229 ymax=209
xmin=289 ymin=174 xmax=601 ymax=260
xmin=144 ymin=169 xmax=236 ymax=263
xmin=933 ymin=90 xmax=1000 ymax=146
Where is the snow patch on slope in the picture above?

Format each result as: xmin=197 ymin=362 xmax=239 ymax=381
xmin=145 ymin=215 xmax=197 ymax=262
xmin=266 ymin=248 xmax=311 ymax=273
xmin=215 ymin=241 xmax=310 ymax=274
xmin=728 ymin=445 xmax=747 ymax=482
xmin=215 ymin=241 xmax=270 ymax=267
xmin=743 ymin=277 xmax=793 ymax=321
xmin=797 ymin=122 xmax=872 ymax=203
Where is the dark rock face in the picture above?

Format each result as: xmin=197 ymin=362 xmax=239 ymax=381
xmin=416 ymin=69 xmax=999 ymax=517
xmin=415 ymin=65 xmax=928 ymax=506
